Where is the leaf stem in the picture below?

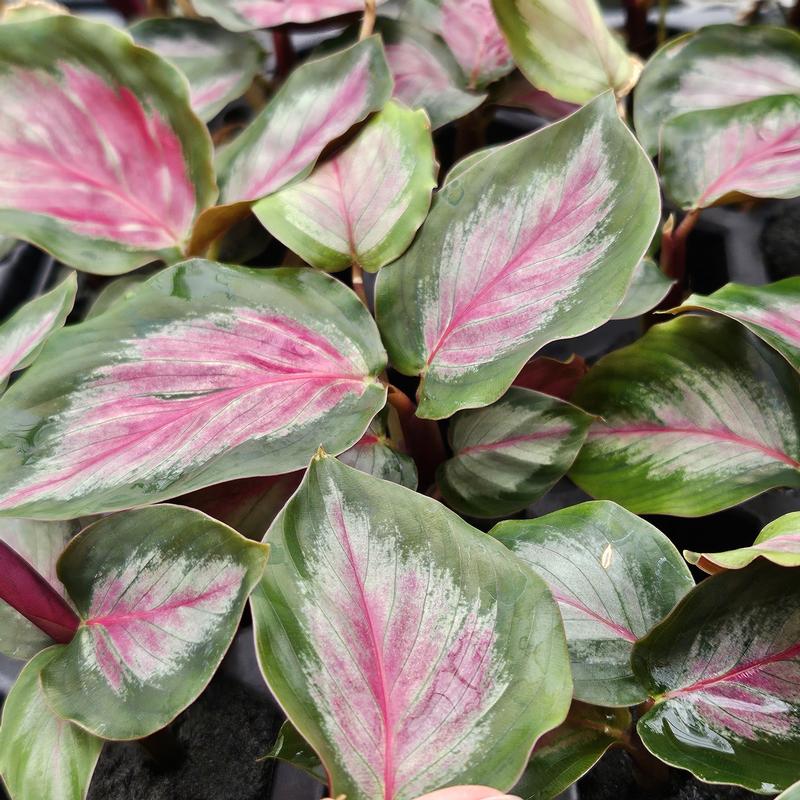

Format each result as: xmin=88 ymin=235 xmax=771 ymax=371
xmin=658 ymin=209 xmax=700 ymax=308
xmin=273 ymin=29 xmax=296 ymax=79
xmin=351 ymin=262 xmax=369 ymax=307
xmin=359 ymin=0 xmax=377 ymax=40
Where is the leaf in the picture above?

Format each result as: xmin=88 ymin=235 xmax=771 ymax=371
xmin=0 ymin=272 xmax=76 ymax=385
xmin=253 ymin=101 xmax=436 ymax=273
xmin=251 ymin=455 xmax=571 ymax=800
xmin=632 ymin=560 xmax=800 ymax=793
xmin=85 ymin=272 xmax=149 ymax=320
xmin=491 ymin=73 xmax=579 ymax=121
xmin=493 ymin=501 xmax=693 ymax=706
xmin=130 ymin=17 xmax=264 ymax=122
xmin=0 ymin=259 xmax=387 ymax=519
xmin=375 ymin=93 xmax=660 ymax=419
xmin=0 ymin=0 xmax=67 ymax=24
xmin=263 ymin=720 xmax=326 ymax=783
xmin=672 ymin=278 xmax=800 ymax=372
xmin=511 ymin=702 xmax=632 ymax=800
xmin=0 ymin=647 xmax=103 ymax=800
xmin=685 ymin=511 xmax=800 ymax=574
xmin=611 ymin=258 xmax=673 ymax=320
xmin=778 ymin=780 xmax=800 ymax=800
xmin=437 ymin=387 xmax=592 ymax=518
xmin=491 ymin=0 xmax=640 ymax=104
xmin=216 ymin=37 xmax=392 ymax=205
xmin=512 ymin=355 xmax=588 ymax=401
xmin=634 ymin=24 xmax=800 ymax=156
xmin=40 ymin=504 xmax=268 ymax=740
xmin=0 ymin=15 xmax=216 ymax=275
xmin=570 ymin=315 xmax=800 ymax=516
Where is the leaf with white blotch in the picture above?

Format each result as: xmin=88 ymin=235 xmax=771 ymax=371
xmin=493 ymin=501 xmax=694 ymax=706
xmin=0 ymin=272 xmax=75 ymax=385
xmin=438 ymin=387 xmax=592 ymax=518
xmin=376 ymin=93 xmax=660 ymax=420
xmin=612 ymin=258 xmax=673 ymax=320
xmin=254 ymin=101 xmax=436 ymax=273
xmin=39 ymin=505 xmax=267 ymax=740
xmin=251 ymin=455 xmax=571 ymax=800
xmin=491 ymin=0 xmax=640 ymax=104
xmin=672 ymin=278 xmax=800 ymax=372
xmin=633 ymin=560 xmax=800 ymax=793
xmin=0 ymin=259 xmax=387 ymax=519
xmin=511 ymin=702 xmax=632 ymax=800
xmin=0 ymin=15 xmax=216 ymax=275
xmin=131 ymin=18 xmax=263 ymax=123
xmin=263 ymin=720 xmax=326 ymax=783
xmin=778 ymin=780 xmax=800 ymax=800
xmin=634 ymin=24 xmax=800 ymax=156
xmin=216 ymin=37 xmax=392 ymax=205
xmin=0 ymin=647 xmax=103 ymax=800
xmin=570 ymin=315 xmax=800 ymax=516
xmin=685 ymin=511 xmax=800 ymax=574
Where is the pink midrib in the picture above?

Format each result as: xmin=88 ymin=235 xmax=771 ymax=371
xmin=550 ymin=588 xmax=636 ymax=643
xmin=458 ymin=426 xmax=574 ymax=456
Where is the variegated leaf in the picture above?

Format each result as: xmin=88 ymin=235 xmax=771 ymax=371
xmin=130 ymin=17 xmax=264 ymax=122
xmin=512 ymin=356 xmax=588 ymax=401
xmin=570 ymin=315 xmax=800 ymax=516
xmin=40 ymin=505 xmax=268 ymax=740
xmin=0 ymin=15 xmax=216 ymax=274
xmin=633 ymin=560 xmax=800 ymax=793
xmin=491 ymin=0 xmax=640 ymax=104
xmin=634 ymin=24 xmax=800 ymax=156
xmin=493 ymin=502 xmax=694 ymax=706
xmin=376 ymin=93 xmax=660 ymax=419
xmin=253 ymin=101 xmax=436 ymax=273
xmin=0 ymin=647 xmax=103 ymax=800
xmin=438 ymin=387 xmax=592 ymax=518
xmin=0 ymin=272 xmax=76 ymax=385
xmin=251 ymin=455 xmax=571 ymax=800
xmin=612 ymin=258 xmax=673 ymax=320
xmin=778 ymin=780 xmax=800 ymax=800
xmin=0 ymin=260 xmax=387 ymax=519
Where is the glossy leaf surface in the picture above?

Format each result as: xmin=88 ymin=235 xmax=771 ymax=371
xmin=0 ymin=260 xmax=387 ymax=519
xmin=254 ymin=101 xmax=436 ymax=273
xmin=633 ymin=561 xmax=800 ymax=793
xmin=264 ymin=720 xmax=326 ymax=782
xmin=438 ymin=387 xmax=592 ymax=518
xmin=252 ymin=455 xmax=571 ymax=800
xmin=41 ymin=505 xmax=268 ymax=740
xmin=512 ymin=356 xmax=588 ymax=401
xmin=0 ymin=15 xmax=216 ymax=274
xmin=570 ymin=315 xmax=800 ymax=516
xmin=376 ymin=93 xmax=659 ymax=419
xmin=612 ymin=258 xmax=673 ymax=320
xmin=493 ymin=502 xmax=693 ymax=706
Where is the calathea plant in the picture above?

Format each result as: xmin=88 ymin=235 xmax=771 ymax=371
xmin=0 ymin=1 xmax=798 ymax=799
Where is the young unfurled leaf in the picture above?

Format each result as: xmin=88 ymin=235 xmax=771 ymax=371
xmin=0 ymin=260 xmax=387 ymax=519
xmin=491 ymin=0 xmax=640 ymax=104
xmin=39 ymin=505 xmax=268 ymax=740
xmin=376 ymin=93 xmax=660 ymax=419
xmin=0 ymin=15 xmax=216 ymax=274
xmin=570 ymin=315 xmax=800 ymax=516
xmin=672 ymin=278 xmax=800 ymax=372
xmin=493 ymin=502 xmax=693 ymax=706
xmin=633 ymin=561 xmax=800 ymax=793
xmin=263 ymin=720 xmax=326 ymax=783
xmin=251 ymin=455 xmax=571 ymax=800
xmin=634 ymin=24 xmax=800 ymax=156
xmin=437 ymin=387 xmax=592 ymax=518
xmin=130 ymin=18 xmax=264 ymax=122
xmin=0 ymin=272 xmax=76 ymax=386
xmin=254 ymin=101 xmax=436 ymax=273
xmin=0 ymin=648 xmax=103 ymax=800
xmin=685 ymin=511 xmax=800 ymax=574
xmin=612 ymin=258 xmax=673 ymax=320
xmin=512 ymin=356 xmax=588 ymax=401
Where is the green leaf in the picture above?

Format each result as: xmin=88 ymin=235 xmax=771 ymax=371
xmin=251 ymin=455 xmax=571 ymax=800
xmin=778 ymin=780 xmax=800 ymax=800
xmin=437 ymin=387 xmax=592 ymax=518
xmin=493 ymin=501 xmax=693 ymax=706
xmin=84 ymin=272 xmax=150 ymax=320
xmin=612 ymin=258 xmax=673 ymax=320
xmin=0 ymin=260 xmax=387 ymax=519
xmin=262 ymin=720 xmax=326 ymax=783
xmin=254 ymin=101 xmax=436 ymax=273
xmin=491 ymin=0 xmax=640 ymax=104
xmin=375 ymin=93 xmax=660 ymax=419
xmin=40 ymin=505 xmax=268 ymax=740
xmin=633 ymin=561 xmax=800 ymax=793
xmin=0 ymin=647 xmax=103 ymax=800
xmin=570 ymin=315 xmax=800 ymax=516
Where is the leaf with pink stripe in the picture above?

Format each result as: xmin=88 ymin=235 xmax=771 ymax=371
xmin=493 ymin=501 xmax=693 ymax=706
xmin=0 ymin=15 xmax=216 ymax=275
xmin=376 ymin=93 xmax=660 ymax=419
xmin=0 ymin=259 xmax=387 ymax=519
xmin=39 ymin=504 xmax=268 ymax=740
xmin=570 ymin=315 xmax=800 ymax=516
xmin=251 ymin=454 xmax=571 ymax=800
xmin=633 ymin=560 xmax=800 ymax=793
